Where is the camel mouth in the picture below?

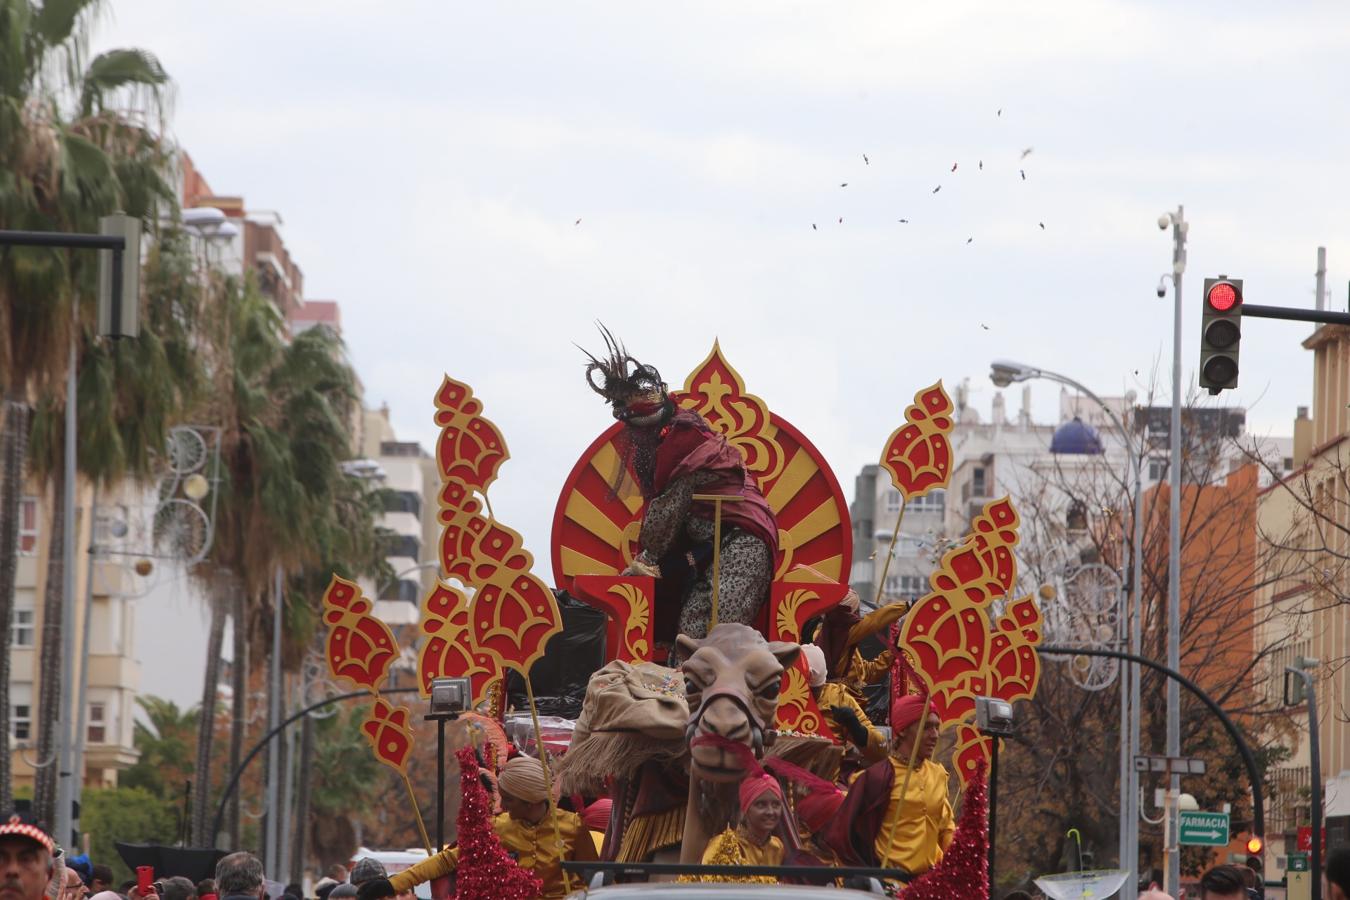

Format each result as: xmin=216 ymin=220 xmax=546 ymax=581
xmin=689 ymin=741 xmax=750 ymax=782
xmin=690 ymin=758 xmax=747 ymax=782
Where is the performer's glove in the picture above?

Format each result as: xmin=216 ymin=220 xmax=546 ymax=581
xmin=829 ymin=705 xmax=871 ymax=748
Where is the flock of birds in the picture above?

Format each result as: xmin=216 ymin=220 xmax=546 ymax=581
xmin=814 ymin=111 xmax=1044 ymax=240
xmin=573 ymin=110 xmax=1045 ymax=244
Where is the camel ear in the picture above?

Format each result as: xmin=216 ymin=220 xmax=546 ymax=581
xmin=768 ymin=641 xmax=801 ymax=671
xmin=674 ymin=633 xmax=703 ymax=663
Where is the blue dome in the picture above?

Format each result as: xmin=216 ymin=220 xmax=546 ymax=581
xmin=1050 ymin=416 xmax=1104 ymax=455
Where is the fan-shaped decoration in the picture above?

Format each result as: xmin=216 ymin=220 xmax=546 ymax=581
xmin=879 ymin=381 xmax=955 ymax=499
xmin=321 ymin=575 xmax=399 ymax=693
xmin=416 ymin=580 xmax=498 ymax=703
xmin=434 ymin=376 xmax=510 ymax=492
xmin=361 ymin=698 xmax=416 ymax=774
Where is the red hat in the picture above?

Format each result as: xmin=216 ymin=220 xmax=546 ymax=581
xmin=581 ymin=799 xmax=612 ymax=832
xmin=0 ymin=813 xmax=53 ymax=854
xmin=738 ymin=774 xmax=783 ymax=813
xmin=891 ymin=694 xmax=929 ymax=732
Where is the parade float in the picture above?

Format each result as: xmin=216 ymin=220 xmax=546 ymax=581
xmin=320 ymin=332 xmax=1047 ymax=898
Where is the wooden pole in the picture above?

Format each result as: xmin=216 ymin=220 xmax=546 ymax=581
xmin=692 ymin=494 xmax=744 ymax=629
xmin=872 ymin=494 xmax=908 ymax=609
xmin=401 ymin=771 xmax=434 ymax=854
xmin=523 ymin=672 xmax=571 ymax=893
xmin=882 ymin=687 xmax=933 ymax=866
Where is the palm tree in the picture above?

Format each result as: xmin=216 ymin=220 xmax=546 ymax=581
xmin=0 ymin=0 xmax=174 ymax=818
xmin=188 ymin=274 xmax=387 ymax=847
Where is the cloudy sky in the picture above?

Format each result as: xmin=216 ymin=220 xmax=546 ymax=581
xmin=97 ymin=1 xmax=1350 ymax=558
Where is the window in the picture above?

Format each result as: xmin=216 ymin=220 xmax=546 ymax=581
xmin=10 ymin=705 xmax=30 ymax=742
xmin=909 ymin=490 xmax=945 ymax=513
xmin=381 ymin=534 xmax=420 ymax=559
xmin=971 ymin=467 xmax=987 ymax=497
xmin=382 ymin=491 xmax=422 ymax=518
xmin=10 ymin=608 xmax=33 ymax=648
xmin=1148 ymin=458 xmax=1167 ymax=481
xmin=884 ymin=574 xmax=927 ymax=599
xmin=18 ymin=497 xmax=37 ymax=555
xmin=883 ymin=490 xmax=901 ymax=513
xmin=87 ymin=702 xmax=106 ymax=744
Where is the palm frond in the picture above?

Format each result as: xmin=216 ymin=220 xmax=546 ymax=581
xmin=78 ymin=48 xmax=168 ymax=118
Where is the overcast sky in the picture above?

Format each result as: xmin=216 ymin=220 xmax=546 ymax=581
xmin=96 ymin=1 xmax=1350 ymax=562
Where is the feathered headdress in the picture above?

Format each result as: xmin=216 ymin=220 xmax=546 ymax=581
xmin=581 ymin=324 xmax=672 ymax=427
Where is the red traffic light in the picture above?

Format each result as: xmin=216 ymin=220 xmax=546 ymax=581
xmin=1207 ymin=281 xmax=1240 ymax=312
xmin=1246 ymin=836 xmax=1264 ymax=855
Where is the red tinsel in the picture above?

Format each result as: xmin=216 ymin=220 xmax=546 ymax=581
xmin=900 ymin=759 xmax=989 ymax=900
xmin=451 ymin=748 xmax=543 ymax=900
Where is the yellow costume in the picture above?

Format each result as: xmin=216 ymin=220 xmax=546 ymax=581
xmin=844 ymin=647 xmax=892 ymax=696
xmin=681 ymin=826 xmax=783 ymax=884
xmin=873 ymin=757 xmax=955 ymax=875
xmin=817 ymin=681 xmax=889 ymax=764
xmin=389 ymin=809 xmax=597 ymax=899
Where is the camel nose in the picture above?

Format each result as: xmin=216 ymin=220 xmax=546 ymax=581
xmin=700 ymin=696 xmax=751 ymax=742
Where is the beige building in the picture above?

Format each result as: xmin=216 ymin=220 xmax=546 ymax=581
xmin=10 ymin=476 xmax=143 ymax=795
xmin=1256 ymin=323 xmax=1350 ymax=873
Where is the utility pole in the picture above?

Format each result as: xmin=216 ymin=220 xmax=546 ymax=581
xmin=1163 ymin=205 xmax=1187 ymax=896
xmin=264 ymin=565 xmax=283 ymax=875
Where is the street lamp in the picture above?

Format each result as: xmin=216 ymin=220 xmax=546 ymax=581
xmin=988 ymin=359 xmax=1145 ymax=878
xmin=977 ymin=696 xmax=1016 ymax=899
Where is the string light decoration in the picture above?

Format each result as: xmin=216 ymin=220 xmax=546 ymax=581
xmin=451 ymin=748 xmax=542 ymax=900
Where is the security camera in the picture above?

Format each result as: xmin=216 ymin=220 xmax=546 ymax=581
xmin=1157 ymin=214 xmax=1171 ymax=231
xmin=1156 ymin=276 xmax=1168 ymax=298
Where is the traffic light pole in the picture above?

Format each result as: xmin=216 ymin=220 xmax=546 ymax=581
xmin=1286 ymin=666 xmax=1321 ymax=900
xmin=1241 ymin=304 xmax=1350 ymax=327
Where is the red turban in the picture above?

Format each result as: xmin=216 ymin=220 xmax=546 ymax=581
xmin=795 ymin=788 xmax=845 ymax=832
xmin=891 ymin=694 xmax=928 ymax=732
xmin=581 ymin=799 xmax=612 ymax=832
xmin=738 ymin=773 xmax=783 ymax=813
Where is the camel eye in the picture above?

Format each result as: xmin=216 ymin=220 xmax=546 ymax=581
xmin=757 ymin=679 xmax=780 ymax=701
xmin=684 ymin=676 xmax=701 ymax=696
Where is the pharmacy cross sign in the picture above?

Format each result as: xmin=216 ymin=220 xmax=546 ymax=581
xmin=1178 ymin=811 xmax=1230 ymax=847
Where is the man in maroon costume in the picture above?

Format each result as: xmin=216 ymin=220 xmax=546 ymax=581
xmin=583 ymin=329 xmax=778 ymax=641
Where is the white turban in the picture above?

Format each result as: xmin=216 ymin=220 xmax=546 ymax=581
xmin=802 ymin=644 xmax=827 ymax=687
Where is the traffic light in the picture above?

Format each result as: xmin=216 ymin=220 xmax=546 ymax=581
xmin=1246 ymin=835 xmax=1264 ymax=855
xmin=1200 ymin=277 xmax=1243 ymax=394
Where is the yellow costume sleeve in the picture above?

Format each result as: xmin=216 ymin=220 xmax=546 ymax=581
xmin=388 ymin=846 xmax=459 ymax=892
xmin=818 ymin=683 xmax=890 ymax=763
xmin=850 ymin=647 xmax=892 ymax=686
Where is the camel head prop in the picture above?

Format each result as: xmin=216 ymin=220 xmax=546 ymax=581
xmin=675 ymin=622 xmax=800 ymax=783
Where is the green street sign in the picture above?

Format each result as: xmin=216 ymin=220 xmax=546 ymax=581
xmin=1178 ymin=811 xmax=1230 ymax=846
xmin=1288 ymin=853 xmax=1309 ymax=872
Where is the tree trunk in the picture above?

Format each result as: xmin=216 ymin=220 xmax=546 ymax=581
xmin=191 ymin=593 xmax=225 ymax=845
xmin=32 ymin=463 xmax=65 ymax=829
xmin=291 ymin=712 xmax=313 ymax=886
xmin=0 ymin=397 xmax=31 ymax=811
xmin=228 ymin=589 xmax=248 ymax=848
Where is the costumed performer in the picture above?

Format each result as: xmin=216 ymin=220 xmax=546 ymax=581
xmin=583 ymin=329 xmax=779 ymax=640
xmin=810 ymin=590 xmax=904 ymax=701
xmin=801 ymin=643 xmax=889 ymax=765
xmin=686 ymin=772 xmax=786 ymax=884
xmin=389 ymin=755 xmax=598 ymax=899
xmin=820 ymin=693 xmax=954 ymax=877
xmin=762 ymin=757 xmax=846 ymax=868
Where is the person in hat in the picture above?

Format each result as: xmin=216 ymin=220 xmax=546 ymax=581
xmin=821 ymin=694 xmax=953 ymax=877
xmin=346 ymin=860 xmax=386 ymax=891
xmin=0 ymin=813 xmax=57 ymax=900
xmin=685 ymin=772 xmax=786 ymax=885
xmin=353 ymin=880 xmax=393 ymax=900
xmin=801 ymin=644 xmax=889 ymax=765
xmin=389 ymin=755 xmax=597 ymax=899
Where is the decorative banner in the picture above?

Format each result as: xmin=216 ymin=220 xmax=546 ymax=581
xmin=571 ymin=575 xmax=655 ymax=664
xmin=768 ymin=583 xmax=851 ymax=737
xmin=434 ymin=376 xmax=510 ymax=492
xmin=417 ymin=580 xmax=498 ymax=703
xmin=362 ymin=698 xmax=417 ymax=774
xmin=552 ymin=341 xmax=853 ymax=591
xmin=896 ymin=497 xmax=1044 ymax=782
xmin=321 ymin=575 xmax=399 ymax=694
xmin=432 ymin=378 xmax=564 ymax=677
xmin=878 ymin=381 xmax=955 ymax=499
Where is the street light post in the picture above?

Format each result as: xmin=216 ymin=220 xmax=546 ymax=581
xmin=990 ymin=360 xmax=1144 ymax=879
xmin=1159 ymin=206 xmax=1188 ymax=895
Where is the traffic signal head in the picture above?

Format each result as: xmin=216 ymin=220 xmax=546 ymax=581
xmin=1246 ymin=835 xmax=1264 ymax=855
xmin=1200 ymin=277 xmax=1243 ymax=394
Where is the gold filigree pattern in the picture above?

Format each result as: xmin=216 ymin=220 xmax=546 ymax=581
xmin=679 ymin=341 xmax=786 ymax=484
xmin=608 ymin=582 xmax=652 ymax=660
xmin=775 ymin=589 xmax=818 ymax=642
xmin=774 ymin=666 xmax=820 ymax=736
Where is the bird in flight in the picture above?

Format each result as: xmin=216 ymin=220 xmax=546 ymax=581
xmin=574 ymin=218 xmax=582 ymax=225
xmin=812 ymin=223 xmax=817 ymax=230
xmin=951 ymin=162 xmax=958 ymax=172
xmin=997 ymin=108 xmax=1002 ymax=117
xmin=863 ymin=153 xmax=869 ymax=165
xmin=840 ymin=182 xmax=848 ymax=187
xmin=1020 ymin=169 xmax=1026 ymax=181
xmin=966 ymin=237 xmax=974 ymax=244
xmin=1039 ymin=222 xmax=1046 ymax=230
xmin=980 ymin=323 xmax=990 ymax=330
xmin=898 ymin=218 xmax=909 ymax=223
xmin=1020 ymin=147 xmax=1034 ymax=159
xmin=932 ymin=185 xmax=941 ymax=194
xmin=979 ymin=160 xmax=983 ymax=171
xmin=838 ymin=217 xmax=843 ymax=223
